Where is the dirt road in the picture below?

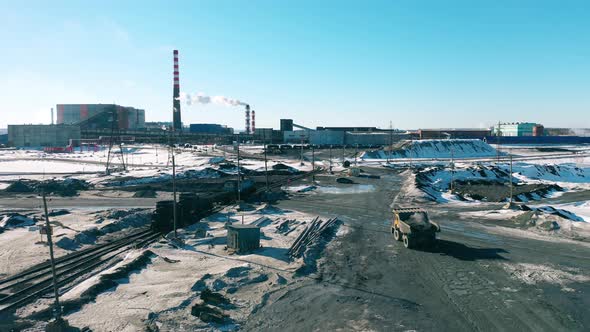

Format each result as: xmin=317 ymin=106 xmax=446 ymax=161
xmin=245 ymin=168 xmax=590 ymax=331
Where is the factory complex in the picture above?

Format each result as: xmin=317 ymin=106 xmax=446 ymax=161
xmin=3 ymin=49 xmax=590 ymax=149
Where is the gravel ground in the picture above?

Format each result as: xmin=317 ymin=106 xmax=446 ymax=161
xmin=1 ymin=164 xmax=588 ymax=331
xmin=244 ymin=167 xmax=590 ymax=331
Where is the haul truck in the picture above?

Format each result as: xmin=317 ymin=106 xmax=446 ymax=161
xmin=392 ymin=207 xmax=440 ymax=249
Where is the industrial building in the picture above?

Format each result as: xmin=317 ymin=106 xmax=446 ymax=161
xmin=57 ymin=104 xmax=145 ymax=130
xmin=278 ymin=118 xmax=409 ymax=146
xmin=418 ymin=128 xmax=491 ymax=139
xmin=316 ymin=126 xmax=380 ymax=132
xmin=492 ymin=122 xmax=543 ymax=137
xmin=7 ymin=124 xmax=81 ymax=147
xmin=189 ymin=124 xmax=233 ymax=134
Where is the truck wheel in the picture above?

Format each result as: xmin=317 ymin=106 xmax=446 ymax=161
xmin=403 ymin=235 xmax=413 ymax=249
xmin=393 ymin=228 xmax=402 ymax=241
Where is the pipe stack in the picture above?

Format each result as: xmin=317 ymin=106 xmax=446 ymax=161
xmin=288 ymin=217 xmax=339 ymax=258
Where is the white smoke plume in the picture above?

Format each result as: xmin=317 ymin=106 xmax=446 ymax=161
xmin=178 ymin=92 xmax=247 ymax=107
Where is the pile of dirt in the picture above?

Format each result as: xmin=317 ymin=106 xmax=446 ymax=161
xmin=56 ymin=211 xmax=150 ymax=250
xmin=453 ymin=181 xmax=563 ymax=202
xmin=4 ymin=181 xmax=35 ymax=193
xmin=4 ymin=179 xmax=91 ymax=196
xmin=191 ymin=303 xmax=229 ymax=324
xmin=0 ymin=213 xmax=37 ymax=233
xmin=363 ymin=139 xmax=498 ymax=159
xmin=336 ymin=177 xmax=354 ymax=184
xmin=47 ymin=209 xmax=70 ymax=217
xmin=133 ymin=189 xmax=157 ymax=198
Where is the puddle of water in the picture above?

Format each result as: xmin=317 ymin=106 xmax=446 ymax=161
xmin=316 ymin=184 xmax=376 ymax=194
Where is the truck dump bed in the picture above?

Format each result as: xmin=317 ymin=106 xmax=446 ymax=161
xmin=398 ymin=211 xmax=431 ymax=230
xmin=394 ymin=207 xmax=440 ymax=233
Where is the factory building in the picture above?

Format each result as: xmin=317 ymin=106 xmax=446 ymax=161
xmin=8 ymin=124 xmax=81 ymax=147
xmin=418 ymin=128 xmax=491 ymax=139
xmin=316 ymin=126 xmax=380 ymax=132
xmin=189 ymin=124 xmax=233 ymax=134
xmin=56 ymin=104 xmax=145 ymax=130
xmin=492 ymin=122 xmax=543 ymax=137
xmin=253 ymin=128 xmax=283 ymax=143
xmin=280 ymin=119 xmax=294 ymax=132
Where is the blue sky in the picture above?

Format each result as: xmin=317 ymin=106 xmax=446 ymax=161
xmin=1 ymin=0 xmax=589 ymax=130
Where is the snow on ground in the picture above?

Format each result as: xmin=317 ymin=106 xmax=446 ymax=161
xmin=399 ymin=161 xmax=590 ymax=203
xmin=543 ymin=201 xmax=590 ymax=222
xmin=18 ymin=204 xmax=342 ymax=331
xmin=0 ymin=208 xmax=151 ymax=276
xmin=0 ymin=146 xmax=307 ymax=186
xmin=0 ymin=160 xmax=106 ymax=174
xmin=460 ymin=206 xmax=590 ymax=242
xmin=362 ymin=139 xmax=498 ymax=160
xmin=501 ymin=262 xmax=590 ymax=292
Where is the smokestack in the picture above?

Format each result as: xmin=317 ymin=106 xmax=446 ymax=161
xmin=245 ymin=104 xmax=251 ymax=134
xmin=251 ymin=110 xmax=255 ymax=134
xmin=173 ymin=50 xmax=182 ymax=131
xmin=51 ymin=108 xmax=54 ymax=125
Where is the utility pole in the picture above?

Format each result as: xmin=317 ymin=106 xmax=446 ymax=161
xmin=354 ymin=144 xmax=358 ymax=166
xmin=264 ymin=131 xmax=269 ymax=192
xmin=171 ymin=146 xmax=178 ymax=238
xmin=387 ymin=121 xmax=393 ymax=164
xmin=329 ymin=145 xmax=333 ymax=173
xmin=299 ymin=135 xmax=304 ymax=166
xmin=105 ymin=110 xmax=117 ymax=175
xmin=42 ymin=191 xmax=62 ymax=320
xmin=236 ymin=133 xmax=241 ymax=202
xmin=119 ymin=142 xmax=126 ymax=171
xmin=311 ymin=144 xmax=316 ymax=182
xmin=409 ymin=140 xmax=413 ymax=169
xmin=496 ymin=121 xmax=502 ymax=163
xmin=450 ymin=144 xmax=455 ymax=194
xmin=509 ymin=149 xmax=513 ymax=204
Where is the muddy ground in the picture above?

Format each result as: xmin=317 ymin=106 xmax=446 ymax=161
xmin=1 ymin=163 xmax=588 ymax=331
xmin=245 ymin=167 xmax=590 ymax=331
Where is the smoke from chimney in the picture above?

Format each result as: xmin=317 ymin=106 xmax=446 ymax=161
xmin=178 ymin=92 xmax=247 ymax=107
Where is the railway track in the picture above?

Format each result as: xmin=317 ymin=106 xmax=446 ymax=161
xmin=0 ymin=167 xmax=320 ymax=314
xmin=0 ymin=228 xmax=161 ymax=313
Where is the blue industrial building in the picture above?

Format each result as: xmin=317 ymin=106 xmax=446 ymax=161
xmin=189 ymin=123 xmax=232 ymax=134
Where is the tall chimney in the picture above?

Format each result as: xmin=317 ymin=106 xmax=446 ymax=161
xmin=251 ymin=110 xmax=255 ymax=134
xmin=173 ymin=50 xmax=182 ymax=131
xmin=51 ymin=108 xmax=54 ymax=125
xmin=245 ymin=104 xmax=251 ymax=134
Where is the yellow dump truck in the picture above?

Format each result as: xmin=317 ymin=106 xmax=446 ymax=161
xmin=392 ymin=207 xmax=440 ymax=249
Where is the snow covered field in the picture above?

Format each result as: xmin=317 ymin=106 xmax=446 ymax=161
xmin=0 ymin=208 xmax=152 ymax=276
xmin=0 ymin=145 xmax=310 ymax=186
xmin=12 ymin=204 xmax=340 ymax=331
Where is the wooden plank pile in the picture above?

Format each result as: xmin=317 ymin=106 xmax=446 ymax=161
xmin=288 ymin=217 xmax=339 ymax=258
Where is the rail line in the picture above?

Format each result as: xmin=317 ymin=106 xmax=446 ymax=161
xmin=0 ymin=167 xmax=320 ymax=313
xmin=0 ymin=228 xmax=160 ymax=313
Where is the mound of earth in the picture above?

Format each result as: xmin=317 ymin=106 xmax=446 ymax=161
xmin=4 ymin=179 xmax=90 ymax=196
xmin=362 ymin=139 xmax=498 ymax=159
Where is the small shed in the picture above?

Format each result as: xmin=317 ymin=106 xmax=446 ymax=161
xmin=226 ymin=224 xmax=260 ymax=253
